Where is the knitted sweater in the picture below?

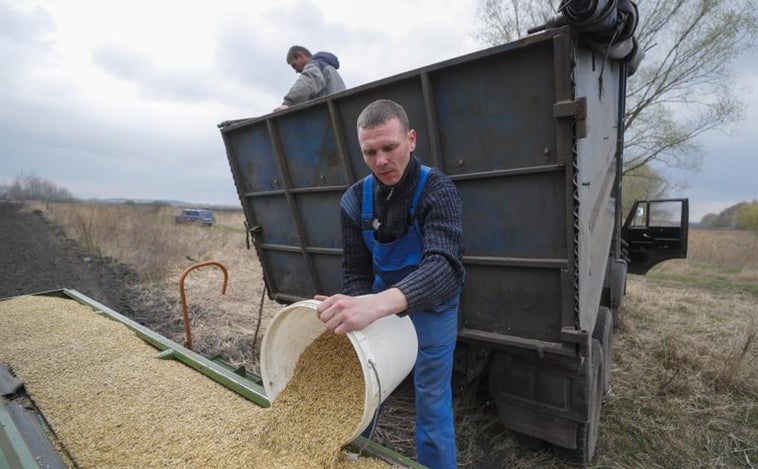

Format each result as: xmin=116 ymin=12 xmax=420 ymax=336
xmin=340 ymin=156 xmax=465 ymax=313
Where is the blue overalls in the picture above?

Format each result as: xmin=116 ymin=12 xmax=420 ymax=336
xmin=361 ymin=165 xmax=459 ymax=469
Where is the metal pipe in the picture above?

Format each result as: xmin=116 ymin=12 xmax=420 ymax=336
xmin=178 ymin=261 xmax=229 ymax=350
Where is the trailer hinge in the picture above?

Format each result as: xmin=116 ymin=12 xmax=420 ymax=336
xmin=244 ymin=221 xmax=262 ymax=250
xmin=554 ymin=97 xmax=587 ymax=138
xmin=561 ymin=327 xmax=590 ymax=352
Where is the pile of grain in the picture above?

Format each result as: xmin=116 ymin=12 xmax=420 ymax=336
xmin=0 ymin=296 xmax=391 ymax=468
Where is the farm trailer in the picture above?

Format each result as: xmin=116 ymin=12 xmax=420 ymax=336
xmin=218 ymin=13 xmax=689 ymax=464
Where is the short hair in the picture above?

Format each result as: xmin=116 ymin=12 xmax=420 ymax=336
xmin=357 ymin=99 xmax=411 ymax=132
xmin=286 ymin=45 xmax=311 ymax=63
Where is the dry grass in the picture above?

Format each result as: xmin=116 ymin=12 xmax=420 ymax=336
xmin=675 ymin=229 xmax=758 ymax=266
xmin=600 ymin=278 xmax=757 ymax=467
xmin=596 ymin=229 xmax=757 ymax=468
xmin=24 ymin=201 xmax=282 ymax=373
xmin=650 ymin=229 xmax=758 ymax=294
xmin=21 ymin=202 xmax=758 ymax=467
xmin=25 ymin=201 xmax=247 ymax=280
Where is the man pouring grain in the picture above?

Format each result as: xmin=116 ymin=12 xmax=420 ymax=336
xmin=315 ymin=99 xmax=464 ymax=469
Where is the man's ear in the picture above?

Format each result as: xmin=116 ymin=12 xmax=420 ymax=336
xmin=408 ymin=129 xmax=417 ymax=151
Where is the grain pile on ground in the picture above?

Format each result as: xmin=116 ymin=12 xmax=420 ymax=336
xmin=0 ymin=295 xmax=392 ymax=468
xmin=258 ymin=330 xmax=366 ymax=467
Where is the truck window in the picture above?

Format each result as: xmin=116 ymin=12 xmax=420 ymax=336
xmin=631 ymin=206 xmax=646 ymax=227
xmin=648 ymin=200 xmax=681 ymax=227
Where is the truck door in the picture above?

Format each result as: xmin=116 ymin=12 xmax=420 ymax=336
xmin=621 ymin=199 xmax=689 ymax=275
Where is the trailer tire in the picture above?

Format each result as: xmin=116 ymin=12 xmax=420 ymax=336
xmin=574 ymin=339 xmax=603 ymax=464
xmin=592 ymin=307 xmax=613 ymax=395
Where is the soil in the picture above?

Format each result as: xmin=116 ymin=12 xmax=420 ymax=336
xmin=0 ymin=201 xmax=172 ymax=331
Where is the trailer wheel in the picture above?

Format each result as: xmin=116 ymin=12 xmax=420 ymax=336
xmin=592 ymin=307 xmax=613 ymax=395
xmin=574 ymin=339 xmax=603 ymax=464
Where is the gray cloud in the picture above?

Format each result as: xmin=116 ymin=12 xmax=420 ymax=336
xmin=0 ymin=1 xmax=54 ymax=43
xmin=91 ymin=43 xmax=151 ymax=81
xmin=214 ymin=25 xmax=285 ymax=96
xmin=92 ymin=43 xmax=217 ymax=102
xmin=0 ymin=91 xmax=236 ymax=204
xmin=88 ymin=2 xmax=362 ymax=108
xmin=213 ymin=0 xmax=363 ymax=97
xmin=0 ymin=2 xmax=56 ymax=91
xmin=0 ymin=3 xmax=260 ymax=205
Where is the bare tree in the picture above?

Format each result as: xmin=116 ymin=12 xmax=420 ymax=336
xmin=6 ymin=172 xmax=74 ymax=201
xmin=474 ymin=0 xmax=556 ymax=43
xmin=621 ymin=165 xmax=669 ymax=213
xmin=474 ymin=0 xmax=758 ymax=179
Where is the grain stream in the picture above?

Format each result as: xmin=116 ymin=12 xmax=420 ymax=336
xmin=258 ymin=330 xmax=366 ymax=467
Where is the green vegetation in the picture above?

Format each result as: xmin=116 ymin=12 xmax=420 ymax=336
xmin=647 ymin=265 xmax=758 ymax=297
xmin=621 ymin=164 xmax=668 ymax=215
xmin=701 ymin=200 xmax=758 ymax=232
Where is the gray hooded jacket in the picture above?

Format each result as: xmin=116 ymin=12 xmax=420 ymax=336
xmin=282 ymin=51 xmax=346 ymax=106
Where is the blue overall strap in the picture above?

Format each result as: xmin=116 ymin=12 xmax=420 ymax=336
xmin=361 ymin=174 xmax=375 ymax=237
xmin=362 ymin=165 xmax=430 ymax=235
xmin=409 ymin=165 xmax=432 ymax=220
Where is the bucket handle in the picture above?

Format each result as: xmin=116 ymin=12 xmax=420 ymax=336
xmin=359 ymin=358 xmax=382 ymax=456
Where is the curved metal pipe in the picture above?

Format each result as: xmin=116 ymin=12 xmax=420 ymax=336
xmin=178 ymin=261 xmax=229 ymax=350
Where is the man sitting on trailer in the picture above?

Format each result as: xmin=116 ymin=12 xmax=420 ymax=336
xmin=315 ymin=99 xmax=465 ymax=469
xmin=273 ymin=45 xmax=346 ymax=112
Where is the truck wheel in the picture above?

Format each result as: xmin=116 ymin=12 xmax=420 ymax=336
xmin=592 ymin=307 xmax=613 ymax=395
xmin=574 ymin=339 xmax=603 ymax=464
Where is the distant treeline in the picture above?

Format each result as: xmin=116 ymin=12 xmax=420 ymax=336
xmin=0 ymin=174 xmax=73 ymax=201
xmin=700 ymin=201 xmax=758 ymax=232
xmin=0 ymin=174 xmax=240 ymax=210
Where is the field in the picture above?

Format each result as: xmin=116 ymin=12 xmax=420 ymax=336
xmin=14 ymin=201 xmax=758 ymax=467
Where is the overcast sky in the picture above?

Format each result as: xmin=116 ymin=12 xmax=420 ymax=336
xmin=1 ymin=0 xmax=755 ymax=222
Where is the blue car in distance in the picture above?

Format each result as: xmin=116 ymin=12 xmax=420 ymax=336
xmin=174 ymin=208 xmax=215 ymax=226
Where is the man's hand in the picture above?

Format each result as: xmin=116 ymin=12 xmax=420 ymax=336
xmin=273 ymin=104 xmax=290 ymax=112
xmin=315 ymin=288 xmax=408 ymax=334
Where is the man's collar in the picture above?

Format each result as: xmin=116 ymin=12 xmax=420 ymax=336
xmin=374 ymin=155 xmax=420 ymax=200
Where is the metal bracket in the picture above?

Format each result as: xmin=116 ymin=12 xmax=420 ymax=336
xmin=244 ymin=221 xmax=262 ymax=250
xmin=554 ymin=97 xmax=587 ymax=138
xmin=554 ymin=97 xmax=587 ymax=119
xmin=560 ymin=327 xmax=590 ymax=354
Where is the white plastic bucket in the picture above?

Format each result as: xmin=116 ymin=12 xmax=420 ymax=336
xmin=260 ymin=299 xmax=418 ymax=442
